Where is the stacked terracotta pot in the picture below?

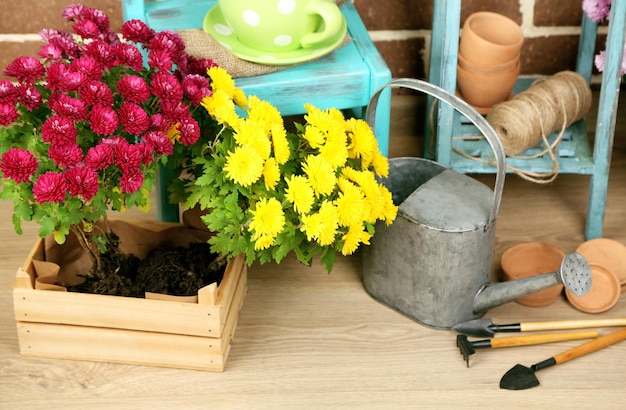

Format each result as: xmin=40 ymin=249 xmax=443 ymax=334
xmin=457 ymin=12 xmax=524 ymax=114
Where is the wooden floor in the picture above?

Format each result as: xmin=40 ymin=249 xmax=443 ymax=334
xmin=1 ymin=91 xmax=625 ymax=409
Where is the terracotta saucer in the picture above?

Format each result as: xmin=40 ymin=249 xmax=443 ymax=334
xmin=500 ymin=242 xmax=565 ymax=307
xmin=565 ymin=263 xmax=621 ymax=314
xmin=576 ymin=238 xmax=626 ymax=289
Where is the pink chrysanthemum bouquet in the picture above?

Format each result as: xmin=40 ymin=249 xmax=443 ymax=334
xmin=0 ymin=4 xmax=215 ymax=272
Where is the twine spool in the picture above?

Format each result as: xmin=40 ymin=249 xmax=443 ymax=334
xmin=486 ymin=71 xmax=592 ymax=157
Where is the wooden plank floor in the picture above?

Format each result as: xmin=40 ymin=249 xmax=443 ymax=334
xmin=1 ymin=91 xmax=625 ymax=409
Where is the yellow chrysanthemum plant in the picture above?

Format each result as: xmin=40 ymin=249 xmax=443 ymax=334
xmin=168 ymin=66 xmax=398 ymax=272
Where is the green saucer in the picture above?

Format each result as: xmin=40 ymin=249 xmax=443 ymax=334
xmin=202 ymin=5 xmax=347 ymax=66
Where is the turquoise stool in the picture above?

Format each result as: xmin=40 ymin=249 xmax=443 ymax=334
xmin=122 ymin=0 xmax=392 ymax=222
xmin=425 ymin=0 xmax=625 ymax=239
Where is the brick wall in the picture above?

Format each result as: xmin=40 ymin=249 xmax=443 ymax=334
xmin=0 ymin=0 xmax=602 ymax=82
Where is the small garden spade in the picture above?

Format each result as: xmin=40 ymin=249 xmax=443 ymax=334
xmin=500 ymin=327 xmax=626 ymax=390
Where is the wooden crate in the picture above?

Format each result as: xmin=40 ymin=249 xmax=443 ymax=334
xmin=13 ymin=229 xmax=247 ymax=372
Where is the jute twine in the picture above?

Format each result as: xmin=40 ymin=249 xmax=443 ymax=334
xmin=487 ymin=70 xmax=592 ymax=157
xmin=449 ymin=71 xmax=591 ymax=183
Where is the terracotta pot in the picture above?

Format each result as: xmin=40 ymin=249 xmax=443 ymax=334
xmin=576 ymin=238 xmax=626 ymax=292
xmin=457 ymin=59 xmax=520 ymax=110
xmin=500 ymin=242 xmax=565 ymax=307
xmin=458 ymin=52 xmax=519 ymax=74
xmin=565 ymin=263 xmax=621 ymax=314
xmin=459 ymin=11 xmax=524 ymax=65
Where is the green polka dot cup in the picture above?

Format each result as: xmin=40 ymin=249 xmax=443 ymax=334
xmin=217 ymin=0 xmax=344 ymax=52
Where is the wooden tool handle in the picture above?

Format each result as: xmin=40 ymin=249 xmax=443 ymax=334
xmin=490 ymin=330 xmax=598 ymax=348
xmin=554 ymin=327 xmax=626 ymax=365
xmin=521 ymin=318 xmax=626 ymax=332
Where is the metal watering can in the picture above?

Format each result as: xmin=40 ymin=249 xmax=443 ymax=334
xmin=362 ymin=78 xmax=591 ymax=330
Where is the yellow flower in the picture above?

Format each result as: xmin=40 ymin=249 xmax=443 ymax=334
xmin=249 ymin=197 xmax=285 ymax=249
xmin=303 ymin=125 xmax=325 ymax=149
xmin=271 ymin=123 xmax=290 ymax=164
xmin=304 ymin=103 xmax=345 ymax=132
xmin=380 ymin=186 xmax=398 ymax=225
xmin=316 ymin=200 xmax=339 ymax=246
xmin=335 ymin=178 xmax=366 ymax=227
xmin=248 ymin=95 xmax=283 ymax=133
xmin=234 ymin=119 xmax=271 ymax=160
xmin=167 ymin=122 xmax=180 ymax=143
xmin=300 ymin=200 xmax=339 ymax=246
xmin=263 ymin=157 xmax=280 ymax=191
xmin=302 ymin=154 xmax=336 ymax=197
xmin=285 ymin=175 xmax=315 ymax=215
xmin=233 ymin=87 xmax=247 ymax=108
xmin=208 ymin=66 xmax=236 ymax=97
xmin=341 ymin=225 xmax=372 ymax=255
xmin=201 ymin=89 xmax=239 ymax=127
xmin=224 ymin=145 xmax=264 ymax=186
xmin=371 ymin=151 xmax=390 ymax=178
xmin=319 ymin=126 xmax=348 ymax=169
xmin=346 ymin=117 xmax=378 ymax=163
xmin=341 ymin=168 xmax=385 ymax=223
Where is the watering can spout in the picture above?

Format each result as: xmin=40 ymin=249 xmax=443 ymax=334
xmin=472 ymin=252 xmax=592 ymax=314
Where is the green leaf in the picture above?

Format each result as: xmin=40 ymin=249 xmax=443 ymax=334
xmin=320 ymin=247 xmax=336 ymax=273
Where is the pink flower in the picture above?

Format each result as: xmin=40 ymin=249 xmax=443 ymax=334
xmin=33 ymin=171 xmax=67 ymax=203
xmin=44 ymin=62 xmax=68 ymax=91
xmin=594 ymin=46 xmax=626 ymax=75
xmin=49 ymin=33 xmax=80 ymax=59
xmin=0 ymin=103 xmax=19 ymax=126
xmin=114 ymin=43 xmax=143 ymax=72
xmin=0 ymin=80 xmax=18 ymax=104
xmin=177 ymin=116 xmax=201 ymax=146
xmin=148 ymin=113 xmax=169 ymax=132
xmin=82 ymin=40 xmax=116 ymax=69
xmin=121 ymin=19 xmax=155 ymax=44
xmin=118 ymin=102 xmax=149 ymax=136
xmin=69 ymin=56 xmax=102 ymax=81
xmin=0 ymin=148 xmax=39 ymax=183
xmin=143 ymin=131 xmax=173 ymax=155
xmin=151 ymin=71 xmax=183 ymax=102
xmin=148 ymin=49 xmax=173 ymax=72
xmin=58 ymin=70 xmax=88 ymax=92
xmin=149 ymin=31 xmax=185 ymax=63
xmin=73 ymin=19 xmax=100 ymax=39
xmin=85 ymin=144 xmax=113 ymax=170
xmin=18 ymin=84 xmax=43 ymax=111
xmin=3 ymin=56 xmax=45 ymax=83
xmin=82 ymin=80 xmax=114 ymax=107
xmin=114 ymin=142 xmax=143 ymax=174
xmin=65 ymin=166 xmax=99 ymax=200
xmin=117 ymin=75 xmax=151 ymax=104
xmin=50 ymin=94 xmax=88 ymax=121
xmin=61 ymin=4 xmax=87 ymax=21
xmin=41 ymin=115 xmax=77 ymax=145
xmin=90 ymin=105 xmax=119 ymax=136
xmin=120 ymin=171 xmax=144 ymax=193
xmin=38 ymin=43 xmax=63 ymax=61
xmin=49 ymin=143 xmax=83 ymax=168
xmin=84 ymin=7 xmax=110 ymax=33
xmin=184 ymin=55 xmax=218 ymax=77
xmin=582 ymin=0 xmax=611 ymax=22
xmin=161 ymin=100 xmax=191 ymax=123
xmin=181 ymin=74 xmax=211 ymax=105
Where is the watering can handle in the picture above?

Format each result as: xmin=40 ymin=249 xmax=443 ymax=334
xmin=365 ymin=78 xmax=506 ymax=225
